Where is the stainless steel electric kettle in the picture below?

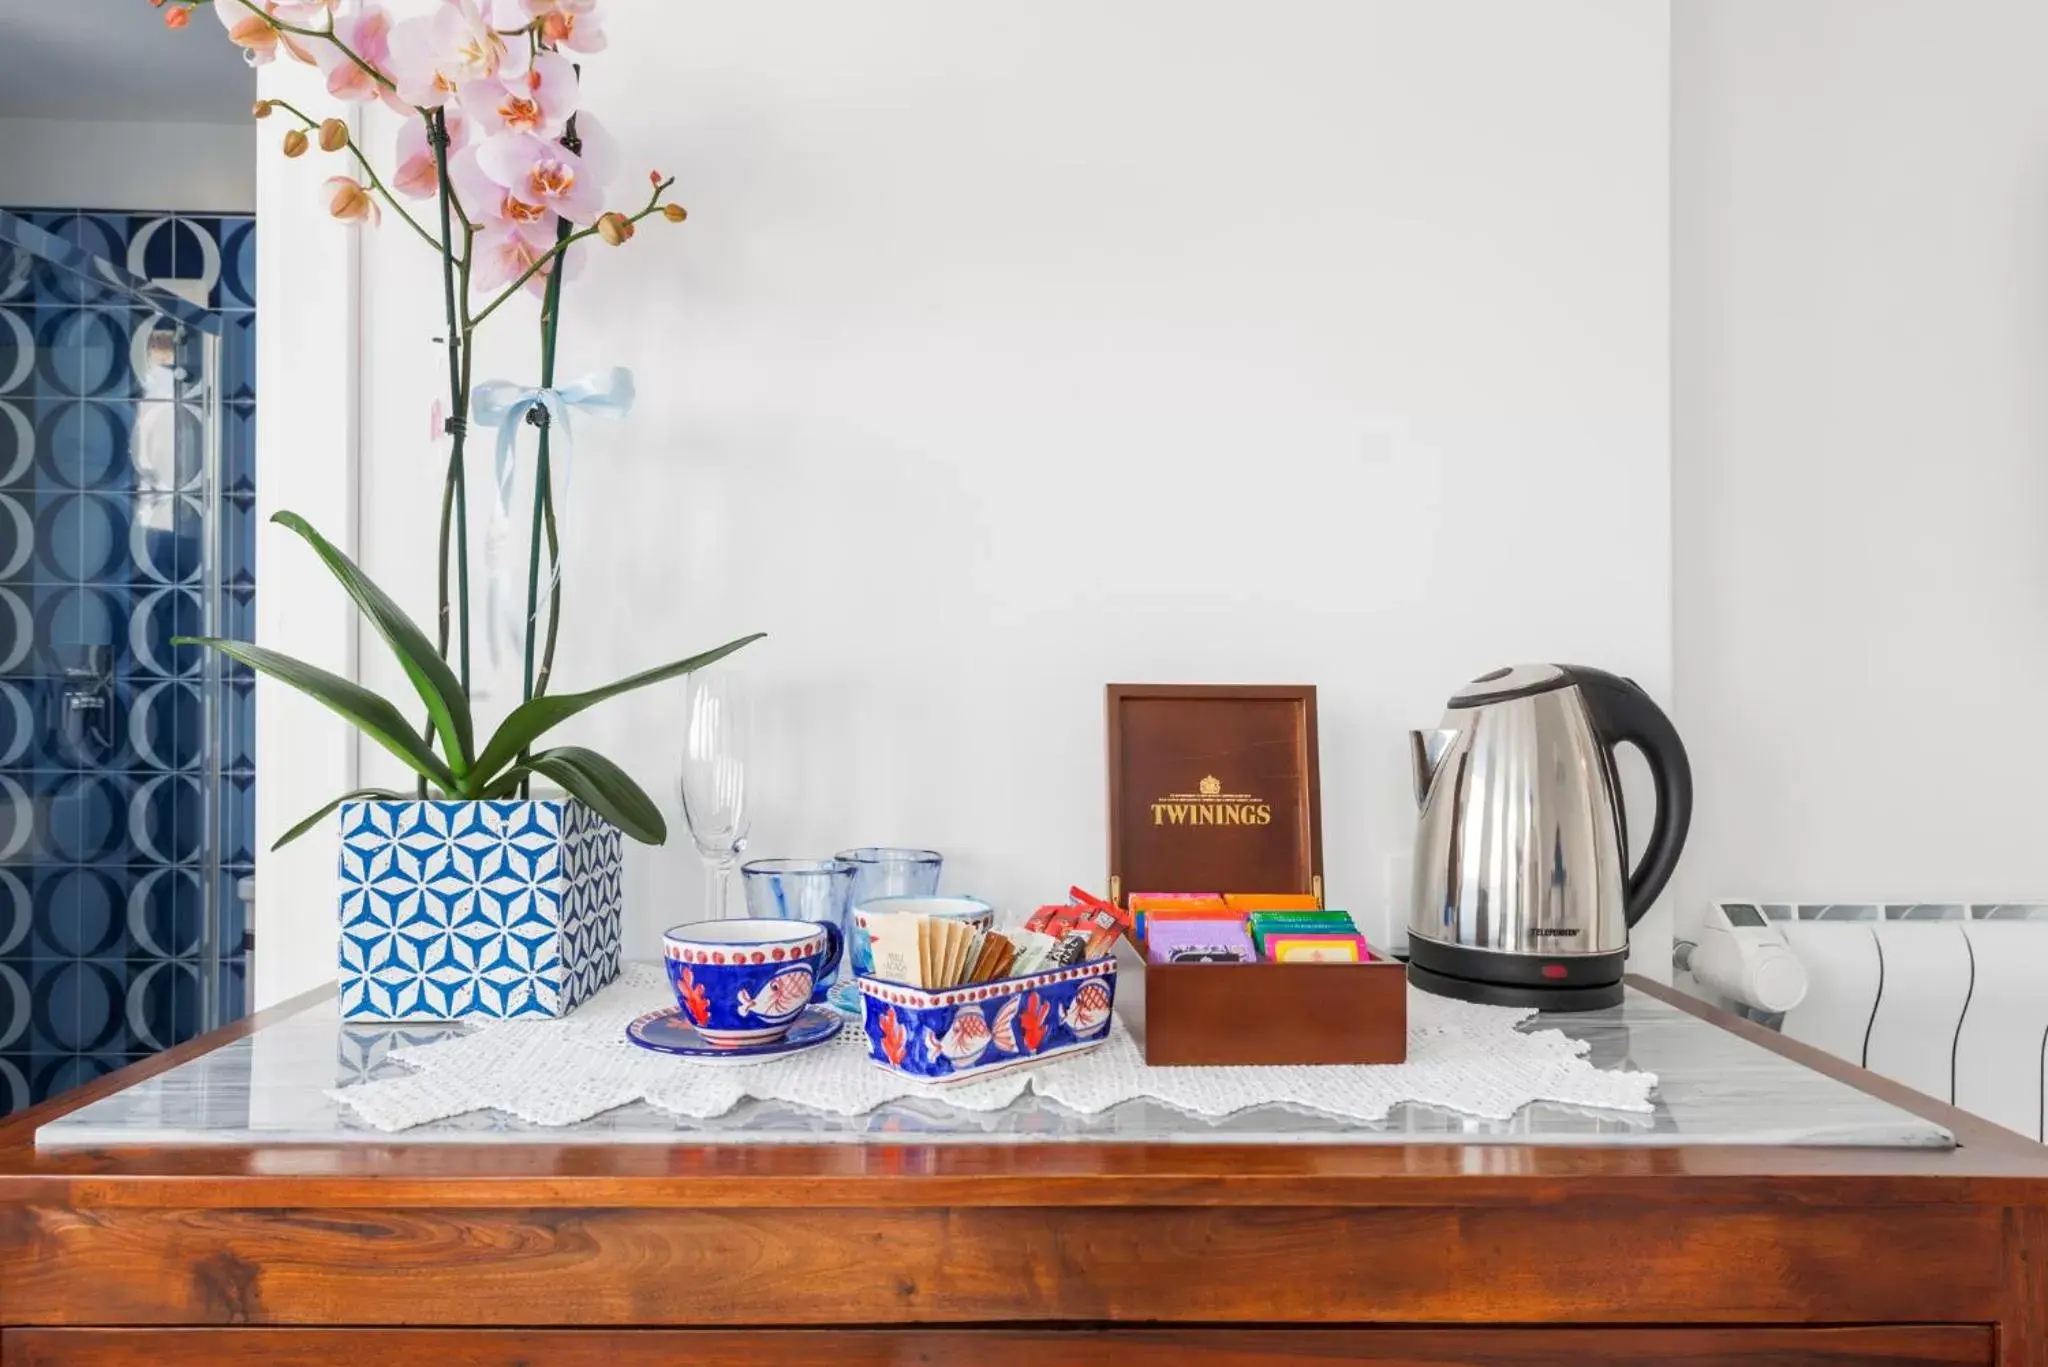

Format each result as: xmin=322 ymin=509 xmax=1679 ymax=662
xmin=1406 ymin=664 xmax=1692 ymax=1010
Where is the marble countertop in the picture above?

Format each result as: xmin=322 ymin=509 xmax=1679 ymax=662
xmin=37 ymin=978 xmax=1953 ymax=1149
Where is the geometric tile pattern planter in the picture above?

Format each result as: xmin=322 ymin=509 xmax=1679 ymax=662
xmin=337 ymin=798 xmax=622 ymax=1021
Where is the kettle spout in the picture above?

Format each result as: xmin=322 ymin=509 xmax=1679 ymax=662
xmin=1408 ymin=728 xmax=1458 ymax=809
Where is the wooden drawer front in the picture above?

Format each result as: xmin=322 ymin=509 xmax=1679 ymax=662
xmin=0 ymin=1205 xmax=2004 ymax=1326
xmin=1 ymin=1326 xmax=1996 ymax=1366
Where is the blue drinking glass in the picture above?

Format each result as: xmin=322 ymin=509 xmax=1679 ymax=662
xmin=740 ymin=858 xmax=858 ymax=1008
xmin=836 ymin=847 xmax=944 ymax=908
xmin=837 ymin=848 xmax=944 ymax=981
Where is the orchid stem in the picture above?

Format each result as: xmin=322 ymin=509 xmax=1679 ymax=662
xmin=427 ymin=109 xmax=473 ymax=702
xmin=524 ymin=237 xmax=569 ymax=710
xmin=517 ymin=114 xmax=580 ymax=798
xmin=455 ymin=231 xmax=475 ymax=694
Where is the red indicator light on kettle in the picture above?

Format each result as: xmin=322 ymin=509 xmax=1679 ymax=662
xmin=1541 ymin=964 xmax=1568 ymax=979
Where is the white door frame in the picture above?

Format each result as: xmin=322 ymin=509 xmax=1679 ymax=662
xmin=251 ymin=62 xmax=362 ymax=1009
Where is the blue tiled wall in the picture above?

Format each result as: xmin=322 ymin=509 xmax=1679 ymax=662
xmin=0 ymin=208 xmax=255 ymax=1115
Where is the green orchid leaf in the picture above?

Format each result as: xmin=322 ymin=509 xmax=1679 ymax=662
xmin=472 ymin=632 xmax=764 ymax=784
xmin=173 ymin=636 xmax=460 ymax=792
xmin=511 ymin=746 xmax=667 ymax=845
xmin=272 ymin=511 xmax=474 ymax=777
xmin=273 ymin=787 xmax=410 ymax=851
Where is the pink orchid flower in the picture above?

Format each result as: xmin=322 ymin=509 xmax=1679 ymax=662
xmin=392 ymin=108 xmax=468 ymax=200
xmin=460 ymin=51 xmax=578 ymax=141
xmin=473 ymin=224 xmax=564 ymax=296
xmin=449 ymin=145 xmax=555 ymax=236
xmin=387 ymin=0 xmax=514 ymax=108
xmin=493 ymin=0 xmax=606 ymax=53
xmin=212 ymin=0 xmax=320 ymax=65
xmin=451 ymin=148 xmax=585 ymax=297
xmin=477 ymin=131 xmax=605 ymax=226
xmin=318 ymin=5 xmax=407 ymax=114
xmin=538 ymin=5 xmax=605 ymax=54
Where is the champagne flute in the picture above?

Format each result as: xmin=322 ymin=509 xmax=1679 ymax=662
xmin=678 ymin=669 xmax=751 ymax=919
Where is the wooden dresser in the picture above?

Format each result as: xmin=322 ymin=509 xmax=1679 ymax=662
xmin=1 ymin=977 xmax=2044 ymax=1366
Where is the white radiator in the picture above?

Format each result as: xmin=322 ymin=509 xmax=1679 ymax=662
xmin=1751 ymin=904 xmax=2048 ymax=1142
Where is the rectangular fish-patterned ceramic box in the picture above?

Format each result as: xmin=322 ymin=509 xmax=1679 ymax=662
xmin=859 ymin=959 xmax=1117 ymax=1084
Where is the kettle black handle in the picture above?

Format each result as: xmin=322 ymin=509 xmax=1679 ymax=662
xmin=1570 ymin=667 xmax=1693 ymax=929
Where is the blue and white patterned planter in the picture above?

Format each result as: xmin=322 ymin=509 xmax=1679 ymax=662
xmin=337 ymin=798 xmax=623 ymax=1021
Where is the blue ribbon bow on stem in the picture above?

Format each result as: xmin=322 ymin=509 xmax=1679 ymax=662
xmin=469 ymin=367 xmax=636 ymax=680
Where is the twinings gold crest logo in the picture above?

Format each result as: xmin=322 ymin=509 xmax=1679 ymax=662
xmin=1152 ymin=775 xmax=1273 ymax=827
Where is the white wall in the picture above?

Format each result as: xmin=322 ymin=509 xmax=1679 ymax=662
xmin=1673 ymin=0 xmax=2048 ymax=925
xmin=261 ymin=0 xmax=1673 ymax=1002
xmin=0 ymin=117 xmax=254 ymax=213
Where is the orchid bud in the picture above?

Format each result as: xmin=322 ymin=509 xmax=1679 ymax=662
xmin=662 ymin=204 xmax=688 ymax=224
xmin=649 ymin=170 xmax=663 ymax=188
xmin=324 ymin=177 xmax=381 ymax=227
xmin=318 ymin=118 xmax=349 ymax=153
xmin=163 ymin=5 xmax=189 ymax=27
xmin=595 ymin=212 xmax=635 ymax=247
xmin=282 ymin=128 xmax=310 ymax=158
xmin=252 ymin=99 xmax=274 ymax=120
xmin=148 ymin=0 xmax=167 ymax=7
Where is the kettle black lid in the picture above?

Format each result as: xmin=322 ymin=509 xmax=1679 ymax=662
xmin=1448 ymin=663 xmax=1570 ymax=708
xmin=1449 ymin=663 xmax=1657 ymax=709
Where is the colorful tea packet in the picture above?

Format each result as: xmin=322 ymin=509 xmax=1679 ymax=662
xmin=1245 ymin=911 xmax=1354 ymax=930
xmin=1024 ymin=890 xmax=1131 ymax=960
xmin=1146 ymin=918 xmax=1256 ymax=964
xmin=1066 ymin=886 xmax=1136 ymax=954
xmin=1263 ymin=932 xmax=1370 ymax=963
xmin=1141 ymin=904 xmax=1250 ymax=922
xmin=1244 ymin=908 xmax=1355 ymax=926
xmin=1047 ymin=931 xmax=1094 ymax=968
xmin=943 ymin=920 xmax=975 ymax=986
xmin=1247 ymin=910 xmax=1358 ymax=958
xmin=1005 ymin=928 xmax=1059 ymax=976
xmin=1223 ymin=893 xmax=1322 ymax=913
xmin=1024 ymin=903 xmax=1082 ymax=937
xmin=867 ymin=912 xmax=925 ymax=986
xmin=965 ymin=932 xmax=1014 ymax=984
xmin=1131 ymin=892 xmax=1229 ymax=913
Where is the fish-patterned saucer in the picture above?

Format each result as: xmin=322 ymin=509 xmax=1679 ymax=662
xmin=625 ymin=1004 xmax=843 ymax=1063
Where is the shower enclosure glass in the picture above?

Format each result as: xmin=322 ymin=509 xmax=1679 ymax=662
xmin=0 ymin=208 xmax=254 ymax=1116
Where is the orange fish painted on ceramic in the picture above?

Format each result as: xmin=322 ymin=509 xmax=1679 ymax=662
xmin=737 ymin=967 xmax=813 ymax=1021
xmin=925 ymin=1006 xmax=991 ymax=1068
xmin=1060 ymin=980 xmax=1111 ymax=1037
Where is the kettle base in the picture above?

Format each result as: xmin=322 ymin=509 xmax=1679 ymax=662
xmin=1406 ymin=960 xmax=1624 ymax=1013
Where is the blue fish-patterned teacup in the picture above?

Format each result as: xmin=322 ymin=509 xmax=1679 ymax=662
xmin=662 ymin=918 xmax=844 ymax=1049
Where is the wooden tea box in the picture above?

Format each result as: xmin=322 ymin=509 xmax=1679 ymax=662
xmin=1105 ymin=683 xmax=1407 ymax=1066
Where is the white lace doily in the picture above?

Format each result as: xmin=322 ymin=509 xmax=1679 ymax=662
xmin=328 ymin=963 xmax=1658 ymax=1132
